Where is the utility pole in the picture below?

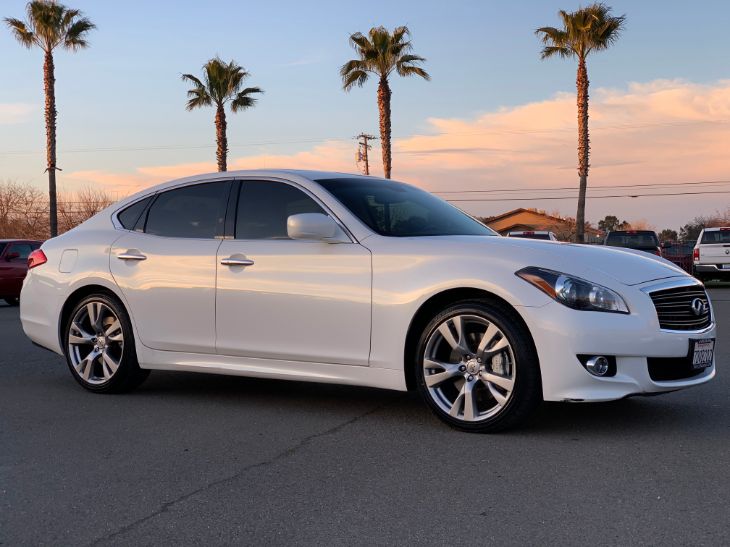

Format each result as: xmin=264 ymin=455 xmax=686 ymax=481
xmin=355 ymin=133 xmax=376 ymax=175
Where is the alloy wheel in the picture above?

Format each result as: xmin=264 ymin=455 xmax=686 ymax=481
xmin=68 ymin=301 xmax=124 ymax=385
xmin=423 ymin=314 xmax=516 ymax=422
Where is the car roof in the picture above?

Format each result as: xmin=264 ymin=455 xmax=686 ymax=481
xmin=0 ymin=239 xmax=42 ymax=243
xmin=117 ymin=169 xmax=380 ymax=206
xmin=508 ymin=230 xmax=551 ymax=234
xmin=702 ymin=227 xmax=730 ymax=231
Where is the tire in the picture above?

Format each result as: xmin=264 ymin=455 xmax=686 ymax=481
xmin=63 ymin=293 xmax=149 ymax=393
xmin=414 ymin=299 xmax=542 ymax=433
xmin=3 ymin=297 xmax=19 ymax=306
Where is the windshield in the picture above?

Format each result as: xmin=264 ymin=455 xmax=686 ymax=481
xmin=605 ymin=232 xmax=659 ymax=249
xmin=701 ymin=230 xmax=730 ymax=244
xmin=316 ymin=177 xmax=497 ymax=237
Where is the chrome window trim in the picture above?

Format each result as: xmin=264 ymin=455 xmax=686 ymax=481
xmin=641 ymin=277 xmax=715 ymax=334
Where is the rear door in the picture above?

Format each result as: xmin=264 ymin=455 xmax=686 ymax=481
xmin=110 ymin=181 xmax=232 ymax=353
xmin=215 ymin=179 xmax=372 ymax=366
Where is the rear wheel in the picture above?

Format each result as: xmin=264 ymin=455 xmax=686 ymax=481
xmin=64 ymin=293 xmax=149 ymax=393
xmin=3 ymin=297 xmax=19 ymax=306
xmin=414 ymin=300 xmax=542 ymax=433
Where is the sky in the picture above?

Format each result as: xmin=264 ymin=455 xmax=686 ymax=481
xmin=1 ymin=0 xmax=729 ymax=230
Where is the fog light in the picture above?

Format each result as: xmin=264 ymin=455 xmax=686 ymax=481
xmin=585 ymin=356 xmax=610 ymax=376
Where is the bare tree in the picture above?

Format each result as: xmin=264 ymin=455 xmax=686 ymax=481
xmin=0 ymin=180 xmax=116 ymax=239
xmin=0 ymin=180 xmax=48 ymax=239
xmin=58 ymin=186 xmax=114 ymax=233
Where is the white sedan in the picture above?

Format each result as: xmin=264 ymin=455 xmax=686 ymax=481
xmin=20 ymin=170 xmax=717 ymax=432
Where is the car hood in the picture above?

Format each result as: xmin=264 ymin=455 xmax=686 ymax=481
xmin=384 ymin=236 xmax=689 ymax=286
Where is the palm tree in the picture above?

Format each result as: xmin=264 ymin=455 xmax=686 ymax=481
xmin=536 ymin=3 xmax=625 ymax=243
xmin=5 ymin=1 xmax=95 ymax=238
xmin=182 ymin=58 xmax=262 ymax=172
xmin=341 ymin=26 xmax=430 ymax=179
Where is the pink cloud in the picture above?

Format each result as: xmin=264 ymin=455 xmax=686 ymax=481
xmin=62 ymin=79 xmax=730 ymax=228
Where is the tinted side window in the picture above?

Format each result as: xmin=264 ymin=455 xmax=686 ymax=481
xmin=7 ymin=243 xmax=33 ymax=259
xmin=145 ymin=182 xmax=229 ymax=238
xmin=236 ymin=181 xmax=325 ymax=239
xmin=117 ymin=196 xmax=152 ymax=230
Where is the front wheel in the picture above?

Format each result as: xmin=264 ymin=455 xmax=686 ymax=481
xmin=414 ymin=301 xmax=542 ymax=433
xmin=64 ymin=293 xmax=149 ymax=393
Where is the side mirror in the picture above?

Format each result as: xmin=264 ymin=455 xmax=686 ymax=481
xmin=287 ymin=213 xmax=343 ymax=242
xmin=5 ymin=252 xmax=20 ymax=261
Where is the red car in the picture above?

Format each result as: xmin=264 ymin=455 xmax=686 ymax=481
xmin=0 ymin=239 xmax=43 ymax=306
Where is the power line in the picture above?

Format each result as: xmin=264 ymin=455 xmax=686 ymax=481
xmin=444 ymin=189 xmax=730 ymax=202
xmin=434 ymin=179 xmax=730 ymax=195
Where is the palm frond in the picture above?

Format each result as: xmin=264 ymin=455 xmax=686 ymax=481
xmin=340 ymin=58 xmax=369 ymax=78
xmin=182 ymin=58 xmax=261 ymax=114
xmin=342 ymin=69 xmax=369 ymax=91
xmin=6 ymin=1 xmax=94 ymax=52
xmin=181 ymin=73 xmax=205 ymax=88
xmin=63 ymin=18 xmax=95 ymax=51
xmin=396 ymin=64 xmax=430 ymax=80
xmin=341 ymin=25 xmax=428 ymax=85
xmin=4 ymin=17 xmax=35 ymax=48
xmin=539 ymin=45 xmax=573 ymax=59
xmin=537 ymin=3 xmax=625 ymax=60
xmin=349 ymin=32 xmax=372 ymax=52
xmin=184 ymin=86 xmax=212 ymax=110
xmin=230 ymin=87 xmax=263 ymax=112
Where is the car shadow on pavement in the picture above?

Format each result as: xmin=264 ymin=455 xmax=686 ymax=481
xmin=134 ymin=370 xmax=719 ymax=437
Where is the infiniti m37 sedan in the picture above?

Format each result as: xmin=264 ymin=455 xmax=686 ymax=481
xmin=20 ymin=170 xmax=717 ymax=432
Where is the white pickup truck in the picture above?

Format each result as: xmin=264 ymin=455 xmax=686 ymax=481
xmin=693 ymin=227 xmax=730 ymax=282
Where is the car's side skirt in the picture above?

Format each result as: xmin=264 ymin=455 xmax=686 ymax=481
xmin=138 ymin=348 xmax=408 ymax=392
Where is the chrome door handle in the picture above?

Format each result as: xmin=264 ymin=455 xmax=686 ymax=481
xmin=117 ymin=251 xmax=147 ymax=261
xmin=220 ymin=257 xmax=254 ymax=267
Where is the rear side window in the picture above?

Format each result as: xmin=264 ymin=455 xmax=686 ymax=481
xmin=117 ymin=196 xmax=152 ymax=230
xmin=145 ymin=182 xmax=230 ymax=238
xmin=0 ymin=243 xmax=6 ymax=256
xmin=235 ymin=181 xmax=325 ymax=239
xmin=701 ymin=230 xmax=730 ymax=244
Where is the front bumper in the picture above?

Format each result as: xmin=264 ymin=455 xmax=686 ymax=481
xmin=520 ymin=280 xmax=716 ymax=402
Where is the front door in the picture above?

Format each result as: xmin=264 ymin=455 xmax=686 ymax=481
xmin=215 ymin=180 xmax=372 ymax=366
xmin=110 ymin=181 xmax=231 ymax=354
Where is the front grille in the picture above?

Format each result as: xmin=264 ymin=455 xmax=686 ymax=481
xmin=648 ymin=284 xmax=711 ymax=331
xmin=647 ymin=355 xmax=708 ymax=382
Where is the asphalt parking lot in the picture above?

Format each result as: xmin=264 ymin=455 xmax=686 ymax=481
xmin=1 ymin=287 xmax=729 ymax=546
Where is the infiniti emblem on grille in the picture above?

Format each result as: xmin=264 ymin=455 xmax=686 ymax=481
xmin=690 ymin=298 xmax=707 ymax=316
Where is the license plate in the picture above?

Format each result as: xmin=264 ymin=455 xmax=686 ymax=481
xmin=691 ymin=339 xmax=715 ymax=369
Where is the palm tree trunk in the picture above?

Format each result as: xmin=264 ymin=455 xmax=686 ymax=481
xmin=377 ymin=77 xmax=392 ymax=179
xmin=215 ymin=103 xmax=228 ymax=172
xmin=43 ymin=51 xmax=58 ymax=238
xmin=575 ymin=57 xmax=590 ymax=243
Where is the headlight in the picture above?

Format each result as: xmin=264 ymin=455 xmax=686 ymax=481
xmin=516 ymin=267 xmax=629 ymax=314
